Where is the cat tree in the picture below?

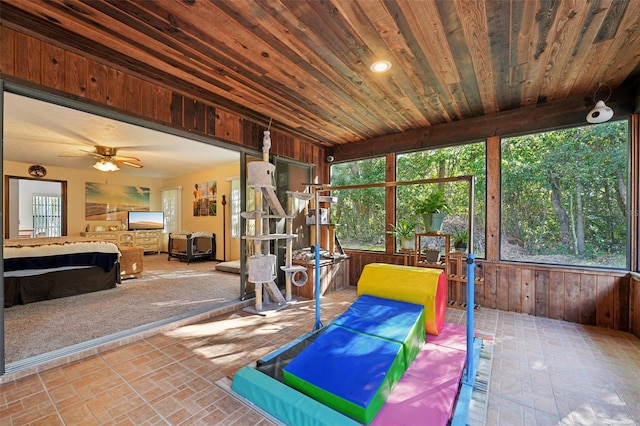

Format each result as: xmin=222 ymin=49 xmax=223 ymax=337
xmin=242 ymin=130 xmax=313 ymax=313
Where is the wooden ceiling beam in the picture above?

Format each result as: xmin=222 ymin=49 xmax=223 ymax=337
xmin=329 ymin=88 xmax=637 ymax=162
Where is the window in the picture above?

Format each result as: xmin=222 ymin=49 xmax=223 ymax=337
xmin=501 ymin=120 xmax=629 ymax=268
xmin=161 ymin=187 xmax=182 ymax=233
xmin=230 ymin=178 xmax=241 ymax=238
xmin=396 ymin=143 xmax=486 ymax=257
xmin=32 ymin=194 xmax=61 ymax=237
xmin=330 ymin=157 xmax=386 ymax=251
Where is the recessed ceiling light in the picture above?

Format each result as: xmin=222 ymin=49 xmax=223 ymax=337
xmin=370 ymin=60 xmax=392 ymax=73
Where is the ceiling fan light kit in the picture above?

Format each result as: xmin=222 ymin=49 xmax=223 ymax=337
xmin=68 ymin=146 xmax=143 ymax=171
xmin=93 ymin=159 xmax=120 ymax=172
xmin=586 ymin=83 xmax=614 ymax=124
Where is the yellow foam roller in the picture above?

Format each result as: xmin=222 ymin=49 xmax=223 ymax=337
xmin=357 ymin=263 xmax=446 ymax=335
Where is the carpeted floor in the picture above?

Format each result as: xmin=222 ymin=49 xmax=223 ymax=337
xmin=3 ymin=254 xmax=240 ymax=364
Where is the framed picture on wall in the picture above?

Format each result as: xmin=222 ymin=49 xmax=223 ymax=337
xmin=85 ymin=182 xmax=150 ymax=221
xmin=193 ymin=180 xmax=217 ymax=216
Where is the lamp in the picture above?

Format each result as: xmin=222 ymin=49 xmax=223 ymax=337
xmin=93 ymin=159 xmax=119 ymax=172
xmin=586 ymin=83 xmax=613 ymax=124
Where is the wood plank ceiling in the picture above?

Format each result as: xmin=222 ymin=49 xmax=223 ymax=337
xmin=2 ymin=0 xmax=640 ymax=149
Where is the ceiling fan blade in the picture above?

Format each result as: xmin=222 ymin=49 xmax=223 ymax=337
xmin=120 ymin=160 xmax=143 ymax=169
xmin=113 ymin=155 xmax=141 ymax=162
xmin=78 ymin=148 xmax=106 ymax=159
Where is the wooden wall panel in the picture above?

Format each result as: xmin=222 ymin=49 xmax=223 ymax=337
xmin=521 ymin=268 xmax=535 ymax=315
xmin=64 ymin=51 xmax=87 ymax=97
xmin=205 ymin=104 xmax=216 ymax=136
xmin=270 ymin=130 xmax=280 ymax=155
xmin=564 ymin=273 xmax=581 ymax=323
xmin=483 ymin=263 xmax=497 ymax=309
xmin=123 ymin=74 xmax=142 ymax=114
xmin=14 ymin=33 xmax=40 ymax=84
xmin=155 ymin=87 xmax=172 ymax=123
xmin=292 ymin=138 xmax=301 ymax=160
xmin=0 ymin=27 xmax=15 ymax=76
xmin=277 ymin=131 xmax=292 ymax=159
xmin=170 ymin=93 xmax=182 ymax=126
xmin=41 ymin=44 xmax=65 ymax=90
xmin=106 ymin=68 xmax=125 ymax=109
xmin=596 ymin=275 xmax=614 ymax=329
xmin=496 ymin=266 xmax=509 ymax=311
xmin=87 ymin=62 xmax=108 ymax=103
xmin=474 ymin=278 xmax=485 ymax=307
xmin=183 ymin=96 xmax=195 ymax=130
xmin=508 ymin=268 xmax=522 ymax=313
xmin=630 ymin=278 xmax=640 ymax=338
xmin=579 ymin=274 xmax=596 ymax=325
xmin=535 ymin=270 xmax=549 ymax=317
xmin=548 ymin=271 xmax=564 ymax=320
xmin=344 ymin=251 xmax=404 ymax=286
xmin=217 ymin=109 xmax=243 ymax=144
xmin=140 ymin=81 xmax=156 ymax=119
xmin=614 ymin=275 xmax=630 ymax=331
xmin=193 ymin=100 xmax=206 ymax=133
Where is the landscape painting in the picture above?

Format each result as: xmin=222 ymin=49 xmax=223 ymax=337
xmin=85 ymin=182 xmax=150 ymax=221
xmin=193 ymin=180 xmax=217 ymax=216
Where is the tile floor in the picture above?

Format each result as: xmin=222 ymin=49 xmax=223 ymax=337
xmin=1 ymin=287 xmax=639 ymax=425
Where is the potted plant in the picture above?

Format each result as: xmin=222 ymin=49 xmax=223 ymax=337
xmin=452 ymin=226 xmax=469 ymax=253
xmin=423 ymin=246 xmax=442 ymax=263
xmin=414 ymin=188 xmax=449 ymax=232
xmin=387 ymin=218 xmax=417 ymax=250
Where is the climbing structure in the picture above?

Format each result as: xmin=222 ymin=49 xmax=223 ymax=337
xmin=242 ymin=130 xmax=312 ymax=313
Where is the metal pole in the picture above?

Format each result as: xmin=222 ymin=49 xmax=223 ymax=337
xmin=221 ymin=194 xmax=227 ymax=261
xmin=314 ymin=188 xmax=322 ymax=331
xmin=464 ymin=253 xmax=476 ymax=386
xmin=464 ymin=177 xmax=476 ymax=386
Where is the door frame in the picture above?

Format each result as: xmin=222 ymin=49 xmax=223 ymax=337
xmin=4 ymin=175 xmax=68 ymax=239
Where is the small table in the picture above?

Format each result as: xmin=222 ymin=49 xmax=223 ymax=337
xmin=119 ymin=246 xmax=144 ymax=279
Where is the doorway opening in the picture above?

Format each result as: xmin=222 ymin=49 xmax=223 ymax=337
xmin=4 ymin=176 xmax=67 ymax=239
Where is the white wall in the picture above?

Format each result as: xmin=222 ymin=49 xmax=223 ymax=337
xmin=17 ymin=179 xmax=62 ymax=233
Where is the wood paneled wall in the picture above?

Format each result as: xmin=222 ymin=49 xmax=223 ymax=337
xmin=477 ymin=263 xmax=630 ymax=330
xmin=0 ymin=27 xmax=325 ymax=179
xmin=346 ymin=250 xmax=633 ymax=332
xmin=631 ymin=277 xmax=640 ymax=338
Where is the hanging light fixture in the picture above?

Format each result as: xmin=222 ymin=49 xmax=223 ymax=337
xmin=586 ymin=83 xmax=613 ymax=124
xmin=93 ymin=159 xmax=119 ymax=172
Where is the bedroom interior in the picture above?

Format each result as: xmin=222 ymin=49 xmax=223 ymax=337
xmin=3 ymin=254 xmax=242 ymax=366
xmin=2 ymin=92 xmax=251 ymax=370
xmin=1 ymin=1 xmax=640 ymax=424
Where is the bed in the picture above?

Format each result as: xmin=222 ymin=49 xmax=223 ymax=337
xmin=167 ymin=231 xmax=216 ymax=263
xmin=3 ymin=236 xmax=121 ymax=308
